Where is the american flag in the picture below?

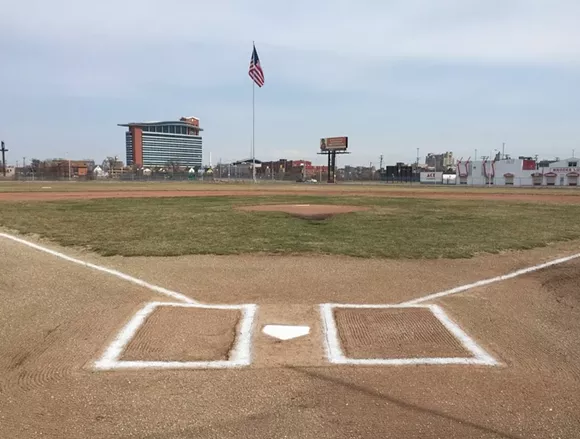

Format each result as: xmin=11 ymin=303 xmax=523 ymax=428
xmin=248 ymin=45 xmax=265 ymax=87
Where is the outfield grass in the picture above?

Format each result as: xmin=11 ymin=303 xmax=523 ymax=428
xmin=1 ymin=195 xmax=580 ymax=259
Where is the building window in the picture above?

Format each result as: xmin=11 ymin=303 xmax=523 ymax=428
xmin=156 ymin=126 xmax=162 ymax=133
xmin=569 ymin=161 xmax=578 ymax=167
xmin=162 ymin=125 xmax=168 ymax=133
xmin=170 ymin=126 xmax=175 ymax=133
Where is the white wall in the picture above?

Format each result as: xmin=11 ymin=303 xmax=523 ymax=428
xmin=420 ymin=172 xmax=443 ymax=184
xmin=457 ymin=159 xmax=536 ymax=186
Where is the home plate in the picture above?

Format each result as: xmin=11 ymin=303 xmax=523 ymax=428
xmin=262 ymin=325 xmax=310 ymax=340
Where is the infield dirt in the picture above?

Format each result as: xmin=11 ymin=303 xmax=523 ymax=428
xmin=2 ymin=187 xmax=580 ymax=204
xmin=1 ymin=234 xmax=580 ymax=438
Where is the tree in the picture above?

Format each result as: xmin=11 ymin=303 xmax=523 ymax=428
xmin=30 ymin=159 xmax=41 ymax=171
xmin=166 ymin=161 xmax=181 ymax=173
xmin=101 ymin=156 xmax=118 ymax=178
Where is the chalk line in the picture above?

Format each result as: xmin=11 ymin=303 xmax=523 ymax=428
xmin=401 ymin=252 xmax=580 ymax=306
xmin=320 ymin=303 xmax=497 ymax=366
xmin=94 ymin=301 xmax=257 ymax=370
xmin=0 ymin=232 xmax=197 ymax=304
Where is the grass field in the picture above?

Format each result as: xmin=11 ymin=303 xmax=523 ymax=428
xmin=1 ymin=195 xmax=580 ymax=258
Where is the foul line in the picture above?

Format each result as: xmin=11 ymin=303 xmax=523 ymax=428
xmin=401 ymin=252 xmax=580 ymax=305
xmin=0 ymin=232 xmax=197 ymax=304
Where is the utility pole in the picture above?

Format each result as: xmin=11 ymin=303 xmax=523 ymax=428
xmin=23 ymin=157 xmax=26 ymax=178
xmin=1 ymin=141 xmax=8 ymax=177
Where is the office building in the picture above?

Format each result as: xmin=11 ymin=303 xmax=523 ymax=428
xmin=119 ymin=116 xmax=203 ymax=168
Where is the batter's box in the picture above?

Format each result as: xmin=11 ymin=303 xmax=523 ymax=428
xmin=320 ymin=304 xmax=497 ymax=366
xmin=94 ymin=302 xmax=257 ymax=370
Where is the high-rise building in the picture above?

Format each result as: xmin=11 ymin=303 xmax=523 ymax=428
xmin=118 ymin=116 xmax=203 ymax=168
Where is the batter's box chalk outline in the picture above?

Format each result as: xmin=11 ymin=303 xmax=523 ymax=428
xmin=320 ymin=303 xmax=498 ymax=366
xmin=94 ymin=301 xmax=258 ymax=370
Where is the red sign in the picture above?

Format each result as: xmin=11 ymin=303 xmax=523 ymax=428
xmin=522 ymin=160 xmax=536 ymax=170
xmin=320 ymin=137 xmax=348 ymax=151
xmin=551 ymin=167 xmax=580 ymax=173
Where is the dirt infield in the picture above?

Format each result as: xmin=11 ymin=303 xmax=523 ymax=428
xmin=1 ymin=234 xmax=580 ymax=438
xmin=1 ymin=188 xmax=580 ymax=203
xmin=237 ymin=203 xmax=370 ymax=219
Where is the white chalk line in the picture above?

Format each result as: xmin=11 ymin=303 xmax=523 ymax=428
xmin=94 ymin=301 xmax=257 ymax=370
xmin=320 ymin=303 xmax=498 ymax=366
xmin=0 ymin=232 xmax=197 ymax=304
xmin=401 ymin=252 xmax=580 ymax=306
xmin=0 ymin=233 xmax=258 ymax=370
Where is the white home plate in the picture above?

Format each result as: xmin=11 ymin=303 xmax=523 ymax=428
xmin=262 ymin=325 xmax=310 ymax=340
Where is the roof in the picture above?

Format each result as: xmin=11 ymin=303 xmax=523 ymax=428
xmin=232 ymin=159 xmax=263 ymax=165
xmin=118 ymin=120 xmax=203 ymax=131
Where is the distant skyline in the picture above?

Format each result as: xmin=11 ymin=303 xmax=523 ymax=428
xmin=1 ymin=0 xmax=579 ymax=166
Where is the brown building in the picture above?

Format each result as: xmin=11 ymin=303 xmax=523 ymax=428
xmin=259 ymin=159 xmax=328 ymax=180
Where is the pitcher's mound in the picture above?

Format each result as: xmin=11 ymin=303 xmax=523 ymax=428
xmin=238 ymin=204 xmax=369 ymax=220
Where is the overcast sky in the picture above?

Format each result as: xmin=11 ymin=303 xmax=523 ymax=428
xmin=1 ymin=0 xmax=579 ymax=166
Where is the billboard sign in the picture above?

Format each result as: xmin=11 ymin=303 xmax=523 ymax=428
xmin=320 ymin=137 xmax=348 ymax=151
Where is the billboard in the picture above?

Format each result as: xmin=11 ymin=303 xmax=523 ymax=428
xmin=320 ymin=137 xmax=348 ymax=151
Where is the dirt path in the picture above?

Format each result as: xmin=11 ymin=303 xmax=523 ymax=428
xmin=2 ymin=188 xmax=580 ymax=203
xmin=1 ymin=236 xmax=580 ymax=438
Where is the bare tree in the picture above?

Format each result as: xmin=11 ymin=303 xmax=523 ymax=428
xmin=166 ymin=161 xmax=181 ymax=173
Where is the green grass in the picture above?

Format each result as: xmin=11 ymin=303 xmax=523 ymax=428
xmin=1 ymin=195 xmax=580 ymax=259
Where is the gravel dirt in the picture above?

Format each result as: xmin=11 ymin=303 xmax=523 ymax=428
xmin=121 ymin=307 xmax=240 ymax=362
xmin=1 ymin=188 xmax=580 ymax=203
xmin=334 ymin=308 xmax=470 ymax=359
xmin=1 ymin=234 xmax=580 ymax=438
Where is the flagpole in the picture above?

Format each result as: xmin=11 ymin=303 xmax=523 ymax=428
xmin=252 ymin=40 xmax=257 ymax=183
xmin=252 ymin=79 xmax=256 ymax=183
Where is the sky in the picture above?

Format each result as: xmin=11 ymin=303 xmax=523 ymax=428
xmin=1 ymin=0 xmax=579 ymax=166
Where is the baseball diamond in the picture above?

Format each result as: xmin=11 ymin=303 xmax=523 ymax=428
xmin=1 ymin=181 xmax=580 ymax=439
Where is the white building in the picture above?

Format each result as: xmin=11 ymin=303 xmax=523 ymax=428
xmin=456 ymin=157 xmax=579 ymax=187
xmin=540 ymin=158 xmax=579 ymax=186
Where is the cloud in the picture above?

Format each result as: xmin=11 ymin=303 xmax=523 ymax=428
xmin=1 ymin=0 xmax=579 ymax=163
xmin=2 ymin=0 xmax=580 ymax=60
xmin=2 ymin=0 xmax=579 ymax=98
